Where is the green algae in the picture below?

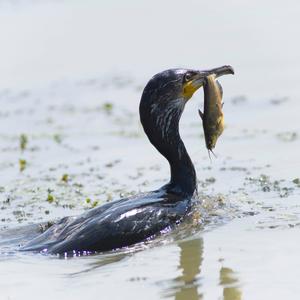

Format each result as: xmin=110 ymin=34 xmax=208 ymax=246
xmin=19 ymin=134 xmax=28 ymax=151
xmin=102 ymin=102 xmax=114 ymax=114
xmin=85 ymin=197 xmax=99 ymax=208
xmin=61 ymin=174 xmax=69 ymax=183
xmin=276 ymin=132 xmax=298 ymax=142
xmin=19 ymin=159 xmax=27 ymax=172
xmin=244 ymin=174 xmax=295 ymax=198
xmin=47 ymin=193 xmax=54 ymax=203
xmin=53 ymin=134 xmax=62 ymax=144
xmin=292 ymin=178 xmax=300 ymax=186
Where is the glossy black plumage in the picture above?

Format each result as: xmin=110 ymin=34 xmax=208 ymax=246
xmin=21 ymin=67 xmax=233 ymax=254
xmin=21 ymin=190 xmax=191 ymax=253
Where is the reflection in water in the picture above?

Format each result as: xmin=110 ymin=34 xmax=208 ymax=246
xmin=219 ymin=267 xmax=242 ymax=300
xmin=166 ymin=237 xmax=242 ymax=300
xmin=68 ymin=251 xmax=129 ymax=276
xmin=169 ymin=238 xmax=203 ymax=300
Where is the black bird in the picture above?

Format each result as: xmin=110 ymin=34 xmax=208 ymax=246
xmin=21 ymin=66 xmax=234 ymax=254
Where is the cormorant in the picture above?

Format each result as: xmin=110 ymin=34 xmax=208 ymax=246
xmin=21 ymin=66 xmax=234 ymax=254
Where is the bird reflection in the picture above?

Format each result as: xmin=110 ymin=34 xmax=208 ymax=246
xmin=173 ymin=238 xmax=203 ymax=300
xmin=219 ymin=267 xmax=242 ymax=300
xmin=67 ymin=251 xmax=130 ymax=276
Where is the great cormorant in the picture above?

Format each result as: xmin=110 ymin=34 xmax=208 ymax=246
xmin=21 ymin=66 xmax=234 ymax=254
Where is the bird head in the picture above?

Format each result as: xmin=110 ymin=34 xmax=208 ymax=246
xmin=140 ymin=66 xmax=234 ymax=135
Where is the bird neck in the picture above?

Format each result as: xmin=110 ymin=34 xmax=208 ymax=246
xmin=140 ymin=100 xmax=197 ymax=197
xmin=163 ymin=133 xmax=197 ymax=197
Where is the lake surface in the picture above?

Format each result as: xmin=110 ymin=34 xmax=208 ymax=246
xmin=1 ymin=1 xmax=300 ymax=299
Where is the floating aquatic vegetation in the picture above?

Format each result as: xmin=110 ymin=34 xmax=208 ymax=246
xmin=106 ymin=193 xmax=113 ymax=201
xmin=292 ymin=178 xmax=300 ymax=187
xmin=47 ymin=193 xmax=54 ymax=203
xmin=39 ymin=221 xmax=55 ymax=233
xmin=91 ymin=201 xmax=98 ymax=207
xmin=279 ymin=187 xmax=294 ymax=198
xmin=61 ymin=174 xmax=69 ymax=183
xmin=276 ymin=131 xmax=298 ymax=142
xmin=105 ymin=159 xmax=121 ymax=168
xmin=101 ymin=102 xmax=114 ymax=114
xmin=85 ymin=198 xmax=99 ymax=208
xmin=19 ymin=134 xmax=28 ymax=151
xmin=73 ymin=182 xmax=84 ymax=188
xmin=220 ymin=166 xmax=248 ymax=173
xmin=206 ymin=177 xmax=216 ymax=184
xmin=19 ymin=159 xmax=27 ymax=172
xmin=53 ymin=134 xmax=62 ymax=144
xmin=197 ymin=177 xmax=217 ymax=188
xmin=244 ymin=174 xmax=294 ymax=198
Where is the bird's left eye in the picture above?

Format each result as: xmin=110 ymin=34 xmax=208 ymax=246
xmin=184 ymin=72 xmax=193 ymax=82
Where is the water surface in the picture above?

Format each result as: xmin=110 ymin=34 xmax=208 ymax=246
xmin=1 ymin=1 xmax=300 ymax=299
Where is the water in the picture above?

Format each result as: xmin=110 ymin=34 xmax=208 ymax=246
xmin=1 ymin=0 xmax=300 ymax=299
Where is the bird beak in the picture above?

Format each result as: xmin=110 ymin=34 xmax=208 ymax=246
xmin=194 ymin=65 xmax=234 ymax=87
xmin=183 ymin=65 xmax=234 ymax=100
xmin=200 ymin=65 xmax=235 ymax=79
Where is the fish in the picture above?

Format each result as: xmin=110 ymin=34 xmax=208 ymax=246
xmin=198 ymin=74 xmax=224 ymax=158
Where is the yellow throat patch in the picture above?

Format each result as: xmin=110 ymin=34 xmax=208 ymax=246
xmin=183 ymin=81 xmax=202 ymax=100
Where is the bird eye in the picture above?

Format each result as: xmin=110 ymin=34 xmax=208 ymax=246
xmin=184 ymin=72 xmax=193 ymax=82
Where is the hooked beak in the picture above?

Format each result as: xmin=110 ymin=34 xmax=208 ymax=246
xmin=183 ymin=65 xmax=234 ymax=100
xmin=200 ymin=65 xmax=234 ymax=78
xmin=194 ymin=65 xmax=234 ymax=87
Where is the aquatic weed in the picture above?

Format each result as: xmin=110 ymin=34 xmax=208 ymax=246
xmin=102 ymin=102 xmax=113 ymax=114
xmin=19 ymin=159 xmax=27 ymax=172
xmin=85 ymin=198 xmax=99 ymax=208
xmin=276 ymin=132 xmax=298 ymax=142
xmin=47 ymin=193 xmax=54 ymax=203
xmin=244 ymin=174 xmax=294 ymax=197
xmin=61 ymin=174 xmax=69 ymax=183
xmin=292 ymin=178 xmax=300 ymax=187
xmin=53 ymin=134 xmax=62 ymax=144
xmin=19 ymin=134 xmax=28 ymax=151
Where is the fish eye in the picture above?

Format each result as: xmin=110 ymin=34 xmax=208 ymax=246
xmin=184 ymin=72 xmax=193 ymax=82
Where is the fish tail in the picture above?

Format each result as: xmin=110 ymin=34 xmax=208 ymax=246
xmin=208 ymin=149 xmax=217 ymax=161
xmin=208 ymin=149 xmax=212 ymax=162
xmin=210 ymin=149 xmax=217 ymax=158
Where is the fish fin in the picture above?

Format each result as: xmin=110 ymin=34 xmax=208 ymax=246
xmin=216 ymin=116 xmax=224 ymax=126
xmin=208 ymin=149 xmax=212 ymax=162
xmin=216 ymin=80 xmax=223 ymax=97
xmin=208 ymin=149 xmax=217 ymax=159
xmin=211 ymin=149 xmax=217 ymax=158
xmin=198 ymin=109 xmax=204 ymax=120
